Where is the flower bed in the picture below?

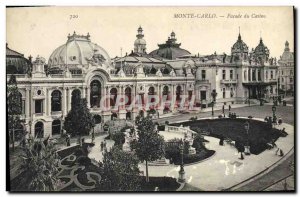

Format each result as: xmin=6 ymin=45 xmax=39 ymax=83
xmin=171 ymin=118 xmax=284 ymax=155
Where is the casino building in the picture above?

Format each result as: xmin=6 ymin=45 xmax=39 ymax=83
xmin=6 ymin=27 xmax=279 ymax=138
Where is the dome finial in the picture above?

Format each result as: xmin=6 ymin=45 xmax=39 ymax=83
xmin=238 ymin=26 xmax=241 ymax=40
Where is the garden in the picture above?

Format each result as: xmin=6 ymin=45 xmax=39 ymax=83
xmin=170 ymin=118 xmax=286 ymax=155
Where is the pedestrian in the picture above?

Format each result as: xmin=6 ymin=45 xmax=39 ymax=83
xmin=100 ymin=141 xmax=104 ymax=151
xmin=104 ymin=139 xmax=107 ymax=150
xmin=66 ymin=134 xmax=71 ymax=146
xmin=91 ymin=131 xmax=95 ymax=143
xmin=229 ymin=104 xmax=231 ymax=112
xmin=222 ymin=105 xmax=225 ymax=114
xmin=279 ymin=149 xmax=284 ymax=156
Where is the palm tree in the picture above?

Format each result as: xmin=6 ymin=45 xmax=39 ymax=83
xmin=19 ymin=135 xmax=60 ymax=191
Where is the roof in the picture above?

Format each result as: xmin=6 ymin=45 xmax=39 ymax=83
xmin=6 ymin=46 xmax=24 ymax=57
xmin=149 ymin=47 xmax=191 ymax=60
xmin=6 ymin=45 xmax=32 ymax=74
xmin=48 ymin=32 xmax=112 ymax=68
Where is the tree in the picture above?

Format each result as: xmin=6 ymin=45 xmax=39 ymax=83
xmin=18 ymin=136 xmax=60 ymax=191
xmin=100 ymin=146 xmax=141 ymax=191
xmin=7 ymin=75 xmax=24 ymax=151
xmin=131 ymin=116 xmax=164 ymax=182
xmin=64 ymin=98 xmax=94 ymax=139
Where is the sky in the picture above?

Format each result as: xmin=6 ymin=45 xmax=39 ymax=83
xmin=6 ymin=6 xmax=294 ymax=61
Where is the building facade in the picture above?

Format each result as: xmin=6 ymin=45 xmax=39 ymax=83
xmin=7 ymin=27 xmax=279 ymax=138
xmin=278 ymin=41 xmax=294 ymax=96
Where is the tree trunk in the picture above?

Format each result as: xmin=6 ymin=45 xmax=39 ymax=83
xmin=145 ymin=160 xmax=149 ymax=182
xmin=12 ymin=127 xmax=15 ymax=151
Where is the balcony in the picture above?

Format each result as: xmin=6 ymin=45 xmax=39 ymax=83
xmin=220 ymin=79 xmax=237 ymax=84
xmin=196 ymin=79 xmax=209 ymax=83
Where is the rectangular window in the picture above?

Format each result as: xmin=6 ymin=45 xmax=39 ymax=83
xmin=222 ymin=70 xmax=226 ymax=80
xmin=290 ymin=70 xmax=293 ymax=75
xmin=230 ymin=70 xmax=233 ymax=80
xmin=35 ymin=99 xmax=43 ymax=114
xmin=223 ymin=88 xmax=226 ymax=98
xmin=271 ymin=71 xmax=273 ymax=79
xmin=290 ymin=78 xmax=293 ymax=83
xmin=258 ymin=70 xmax=261 ymax=81
xmin=201 ymin=70 xmax=206 ymax=80
xmin=200 ymin=91 xmax=206 ymax=101
xmin=252 ymin=69 xmax=256 ymax=81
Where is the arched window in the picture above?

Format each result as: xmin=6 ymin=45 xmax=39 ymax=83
xmin=163 ymin=86 xmax=169 ymax=100
xmin=52 ymin=119 xmax=61 ymax=135
xmin=51 ymin=90 xmax=62 ymax=112
xmin=35 ymin=121 xmax=44 ymax=138
xmin=176 ymin=86 xmax=182 ymax=102
xmin=125 ymin=87 xmax=132 ymax=106
xmin=148 ymin=87 xmax=156 ymax=109
xmin=90 ymin=80 xmax=101 ymax=108
xmin=110 ymin=88 xmax=118 ymax=107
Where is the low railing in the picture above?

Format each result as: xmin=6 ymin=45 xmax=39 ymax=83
xmin=220 ymin=79 xmax=237 ymax=84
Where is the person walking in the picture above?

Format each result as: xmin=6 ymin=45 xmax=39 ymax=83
xmin=66 ymin=134 xmax=70 ymax=146
xmin=222 ymin=105 xmax=225 ymax=114
xmin=100 ymin=141 xmax=104 ymax=151
xmin=103 ymin=139 xmax=107 ymax=150
xmin=229 ymin=104 xmax=231 ymax=112
xmin=91 ymin=130 xmax=95 ymax=144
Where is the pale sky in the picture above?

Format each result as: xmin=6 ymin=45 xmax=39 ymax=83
xmin=6 ymin=6 xmax=294 ymax=61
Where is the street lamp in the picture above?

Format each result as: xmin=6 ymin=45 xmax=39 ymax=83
xmin=244 ymin=121 xmax=250 ymax=155
xmin=178 ymin=139 xmax=185 ymax=183
xmin=272 ymin=105 xmax=277 ymax=126
xmin=211 ymin=89 xmax=217 ymax=117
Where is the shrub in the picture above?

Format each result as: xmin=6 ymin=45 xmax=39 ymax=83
xmin=165 ymin=121 xmax=169 ymax=125
xmin=192 ymin=134 xmax=206 ymax=153
xmin=111 ymin=132 xmax=125 ymax=145
xmin=248 ymin=115 xmax=253 ymax=119
xmin=218 ymin=115 xmax=223 ymax=118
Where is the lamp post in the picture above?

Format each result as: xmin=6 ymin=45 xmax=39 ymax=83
xmin=244 ymin=121 xmax=250 ymax=155
xmin=178 ymin=139 xmax=185 ymax=183
xmin=211 ymin=89 xmax=217 ymax=117
xmin=272 ymin=105 xmax=277 ymax=127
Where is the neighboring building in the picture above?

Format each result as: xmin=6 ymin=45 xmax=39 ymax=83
xmin=6 ymin=27 xmax=279 ymax=138
xmin=6 ymin=43 xmax=32 ymax=75
xmin=278 ymin=41 xmax=294 ymax=96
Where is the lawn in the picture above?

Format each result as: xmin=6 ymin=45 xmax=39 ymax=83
xmin=171 ymin=118 xmax=284 ymax=155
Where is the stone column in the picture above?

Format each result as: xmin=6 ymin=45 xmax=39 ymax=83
xmin=62 ymin=87 xmax=67 ymax=116
xmin=47 ymin=89 xmax=51 ymax=116
xmin=82 ymin=86 xmax=86 ymax=98
xmin=171 ymin=85 xmax=176 ymax=112
xmin=256 ymin=69 xmax=258 ymax=81
xmin=87 ymin=87 xmax=91 ymax=108
xmin=68 ymin=88 xmax=72 ymax=112
xmin=25 ymin=88 xmax=30 ymax=119
xmin=106 ymin=86 xmax=110 ymax=110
